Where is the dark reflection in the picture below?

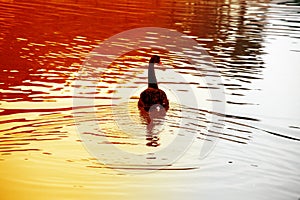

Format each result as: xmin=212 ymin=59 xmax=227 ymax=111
xmin=278 ymin=0 xmax=300 ymax=6
xmin=206 ymin=0 xmax=269 ymax=86
xmin=139 ymin=104 xmax=167 ymax=147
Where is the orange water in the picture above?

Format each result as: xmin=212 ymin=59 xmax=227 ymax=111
xmin=1 ymin=0 xmax=300 ymax=199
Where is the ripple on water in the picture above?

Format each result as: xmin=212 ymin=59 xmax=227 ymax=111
xmin=0 ymin=0 xmax=300 ymax=199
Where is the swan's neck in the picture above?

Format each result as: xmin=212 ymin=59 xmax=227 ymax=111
xmin=148 ymin=63 xmax=158 ymax=89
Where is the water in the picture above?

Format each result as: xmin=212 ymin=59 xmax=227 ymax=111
xmin=0 ymin=0 xmax=300 ymax=199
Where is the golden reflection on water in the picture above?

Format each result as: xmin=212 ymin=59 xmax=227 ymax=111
xmin=0 ymin=108 xmax=175 ymax=200
xmin=1 ymin=0 xmax=300 ymax=199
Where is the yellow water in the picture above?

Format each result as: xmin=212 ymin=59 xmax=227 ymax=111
xmin=1 ymin=0 xmax=300 ymax=199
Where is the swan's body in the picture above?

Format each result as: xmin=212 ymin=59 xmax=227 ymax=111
xmin=138 ymin=55 xmax=169 ymax=112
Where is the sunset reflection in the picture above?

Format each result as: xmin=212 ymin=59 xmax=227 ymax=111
xmin=1 ymin=0 xmax=300 ymax=199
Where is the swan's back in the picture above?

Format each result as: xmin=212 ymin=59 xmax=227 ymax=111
xmin=138 ymin=88 xmax=169 ymax=111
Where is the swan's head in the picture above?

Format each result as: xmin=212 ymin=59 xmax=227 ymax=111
xmin=149 ymin=55 xmax=160 ymax=64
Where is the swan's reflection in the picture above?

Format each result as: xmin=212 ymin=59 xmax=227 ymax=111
xmin=139 ymin=104 xmax=167 ymax=147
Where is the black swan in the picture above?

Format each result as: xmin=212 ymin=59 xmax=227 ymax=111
xmin=138 ymin=55 xmax=169 ymax=112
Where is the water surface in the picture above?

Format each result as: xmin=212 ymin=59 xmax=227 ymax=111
xmin=0 ymin=0 xmax=300 ymax=199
